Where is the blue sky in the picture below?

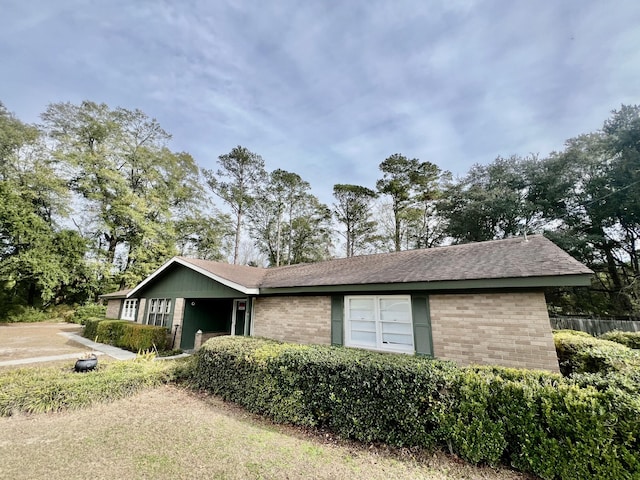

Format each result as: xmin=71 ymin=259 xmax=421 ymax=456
xmin=2 ymin=0 xmax=640 ymax=203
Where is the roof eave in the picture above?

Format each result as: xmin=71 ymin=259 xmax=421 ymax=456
xmin=258 ymin=273 xmax=593 ymax=295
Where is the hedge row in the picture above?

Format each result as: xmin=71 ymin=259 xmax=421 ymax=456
xmin=83 ymin=318 xmax=169 ymax=352
xmin=553 ymin=329 xmax=639 ymax=376
xmin=192 ymin=336 xmax=640 ymax=480
xmin=553 ymin=329 xmax=640 ymax=399
xmin=599 ymin=330 xmax=640 ymax=349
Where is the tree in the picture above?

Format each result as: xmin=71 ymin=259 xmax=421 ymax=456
xmin=0 ymin=103 xmax=89 ymax=309
xmin=376 ymin=154 xmax=442 ymax=251
xmin=249 ymin=169 xmax=332 ymax=266
xmin=285 ymin=196 xmax=333 ymax=264
xmin=175 ymin=213 xmax=234 ymax=261
xmin=440 ymin=155 xmax=558 ymax=243
xmin=547 ymin=106 xmax=640 ymax=313
xmin=41 ymin=101 xmax=204 ymax=287
xmin=248 ymin=169 xmax=307 ymax=266
xmin=332 ymin=184 xmax=378 ymax=257
xmin=203 ymin=146 xmax=266 ymax=264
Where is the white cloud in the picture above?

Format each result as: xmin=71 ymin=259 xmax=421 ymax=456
xmin=1 ymin=0 xmax=640 ymax=206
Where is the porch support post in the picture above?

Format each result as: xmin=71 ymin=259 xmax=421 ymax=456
xmin=194 ymin=329 xmax=203 ymax=350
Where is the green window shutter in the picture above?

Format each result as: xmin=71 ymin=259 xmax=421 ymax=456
xmin=411 ymin=295 xmax=433 ymax=356
xmin=331 ymin=296 xmax=344 ymax=346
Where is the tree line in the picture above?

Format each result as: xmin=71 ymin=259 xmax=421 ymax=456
xmin=1 ymin=100 xmax=639 ymax=316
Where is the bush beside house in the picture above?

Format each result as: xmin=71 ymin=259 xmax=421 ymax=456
xmin=70 ymin=303 xmax=107 ymax=325
xmin=553 ymin=329 xmax=639 ymax=376
xmin=192 ymin=336 xmax=640 ymax=480
xmin=599 ymin=330 xmax=640 ymax=349
xmin=83 ymin=318 xmax=169 ymax=352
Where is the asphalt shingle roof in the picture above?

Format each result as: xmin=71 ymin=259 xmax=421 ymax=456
xmin=174 ymin=235 xmax=592 ymax=290
xmin=177 ymin=257 xmax=267 ymax=288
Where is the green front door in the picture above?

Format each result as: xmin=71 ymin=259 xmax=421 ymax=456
xmin=232 ymin=299 xmax=247 ymax=336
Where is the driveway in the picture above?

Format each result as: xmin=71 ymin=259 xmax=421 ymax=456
xmin=0 ymin=322 xmax=88 ymax=364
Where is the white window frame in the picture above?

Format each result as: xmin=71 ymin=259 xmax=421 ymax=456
xmin=146 ymin=298 xmax=172 ymax=328
xmin=121 ymin=299 xmax=138 ymax=321
xmin=344 ymin=295 xmax=414 ymax=354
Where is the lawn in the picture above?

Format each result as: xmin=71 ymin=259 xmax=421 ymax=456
xmin=0 ymin=384 xmax=533 ymax=480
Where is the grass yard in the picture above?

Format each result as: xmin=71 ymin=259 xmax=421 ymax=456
xmin=0 ymin=384 xmax=534 ymax=480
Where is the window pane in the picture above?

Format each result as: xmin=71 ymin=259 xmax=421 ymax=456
xmin=351 ymin=330 xmax=376 ymax=346
xmin=351 ymin=320 xmax=376 ymax=332
xmin=382 ymin=332 xmax=413 ymax=346
xmin=381 ymin=321 xmax=413 ymax=335
xmin=348 ymin=298 xmax=374 ymax=320
xmin=379 ymin=299 xmax=411 ymax=322
xmin=165 ymin=299 xmax=172 ymax=314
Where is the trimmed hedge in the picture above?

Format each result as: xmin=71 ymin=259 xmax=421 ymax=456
xmin=599 ymin=330 xmax=640 ymax=349
xmin=553 ymin=329 xmax=639 ymax=376
xmin=192 ymin=336 xmax=640 ymax=480
xmin=83 ymin=318 xmax=169 ymax=352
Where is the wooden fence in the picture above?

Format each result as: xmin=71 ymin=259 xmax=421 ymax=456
xmin=550 ymin=316 xmax=640 ymax=336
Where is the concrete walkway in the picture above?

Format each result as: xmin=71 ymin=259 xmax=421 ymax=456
xmin=0 ymin=351 xmax=105 ymax=367
xmin=0 ymin=332 xmax=137 ymax=367
xmin=58 ymin=332 xmax=137 ymax=360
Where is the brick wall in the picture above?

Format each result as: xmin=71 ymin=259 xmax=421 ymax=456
xmin=429 ymin=292 xmax=559 ymax=372
xmin=253 ymin=296 xmax=331 ymax=345
xmin=171 ymin=297 xmax=185 ymax=349
xmin=136 ymin=298 xmax=147 ymax=324
xmin=105 ymin=299 xmax=121 ymax=319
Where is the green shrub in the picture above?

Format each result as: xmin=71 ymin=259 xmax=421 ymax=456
xmin=83 ymin=318 xmax=169 ymax=352
xmin=570 ymin=370 xmax=640 ymax=397
xmin=450 ymin=367 xmax=640 ymax=479
xmin=192 ymin=336 xmax=640 ymax=480
xmin=118 ymin=323 xmax=169 ymax=351
xmin=96 ymin=320 xmax=129 ymax=346
xmin=553 ymin=329 xmax=637 ymax=375
xmin=193 ymin=337 xmax=456 ymax=446
xmin=599 ymin=330 xmax=640 ymax=349
xmin=70 ymin=303 xmax=107 ymax=325
xmin=3 ymin=306 xmax=50 ymax=323
xmin=82 ymin=317 xmax=105 ymax=340
xmin=0 ymin=359 xmax=178 ymax=416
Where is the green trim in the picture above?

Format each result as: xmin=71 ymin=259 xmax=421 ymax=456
xmin=411 ymin=295 xmax=433 ymax=356
xmin=258 ymin=274 xmax=591 ymax=295
xmin=331 ymin=296 xmax=344 ymax=346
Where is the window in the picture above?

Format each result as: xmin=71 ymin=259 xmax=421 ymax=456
xmin=146 ymin=298 xmax=172 ymax=327
xmin=121 ymin=299 xmax=138 ymax=321
xmin=345 ymin=295 xmax=414 ymax=353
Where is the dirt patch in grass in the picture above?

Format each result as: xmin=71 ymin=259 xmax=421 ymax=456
xmin=0 ymin=385 xmax=535 ymax=480
xmin=0 ymin=323 xmax=86 ymax=362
